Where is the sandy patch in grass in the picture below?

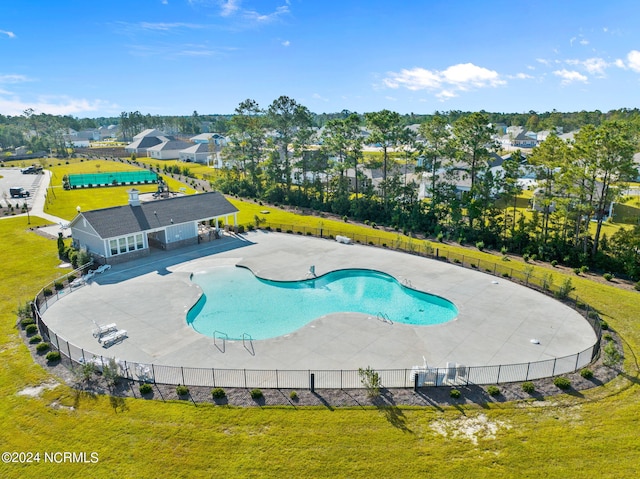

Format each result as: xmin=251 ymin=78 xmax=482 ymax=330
xmin=16 ymin=381 xmax=59 ymax=397
xmin=431 ymin=413 xmax=511 ymax=445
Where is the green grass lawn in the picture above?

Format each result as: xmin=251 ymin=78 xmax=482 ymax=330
xmin=1 ymin=163 xmax=639 ymax=477
xmin=43 ymin=158 xmax=197 ymax=220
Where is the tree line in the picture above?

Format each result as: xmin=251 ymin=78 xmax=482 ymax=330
xmin=213 ymin=96 xmax=640 ymax=280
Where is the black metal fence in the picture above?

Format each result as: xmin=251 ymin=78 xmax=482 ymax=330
xmin=32 ymin=230 xmax=603 ymax=390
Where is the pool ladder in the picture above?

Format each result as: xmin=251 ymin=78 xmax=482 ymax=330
xmin=377 ymin=312 xmax=393 ymax=324
xmin=214 ymin=330 xmax=228 ymax=353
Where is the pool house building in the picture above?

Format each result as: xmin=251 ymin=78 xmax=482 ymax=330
xmin=69 ymin=189 xmax=239 ymax=265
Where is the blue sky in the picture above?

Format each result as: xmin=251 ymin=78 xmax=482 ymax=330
xmin=1 ymin=0 xmax=639 ymax=118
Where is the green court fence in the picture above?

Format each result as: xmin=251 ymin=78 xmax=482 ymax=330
xmin=68 ymin=171 xmax=158 ymax=188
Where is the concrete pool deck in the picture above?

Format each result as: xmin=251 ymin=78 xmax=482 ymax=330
xmin=42 ymin=231 xmax=597 ymax=372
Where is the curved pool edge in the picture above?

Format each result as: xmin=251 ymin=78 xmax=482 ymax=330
xmin=187 ymin=263 xmax=459 ymax=340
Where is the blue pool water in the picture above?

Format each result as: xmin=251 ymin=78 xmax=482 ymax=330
xmin=187 ymin=266 xmax=458 ymax=340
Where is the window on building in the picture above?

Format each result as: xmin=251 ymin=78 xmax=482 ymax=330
xmin=136 ymin=234 xmax=144 ymax=249
xmin=110 ymin=239 xmax=118 ymax=256
xmin=119 ymin=238 xmax=127 ymax=254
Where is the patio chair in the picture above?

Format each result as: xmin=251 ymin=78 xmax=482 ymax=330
xmin=95 ymin=264 xmax=112 ymax=274
xmin=92 ymin=321 xmax=117 ymax=338
xmin=100 ymin=329 xmax=127 ymax=347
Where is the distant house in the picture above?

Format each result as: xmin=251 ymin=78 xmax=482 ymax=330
xmin=124 ymin=129 xmax=165 ymax=155
xmin=190 ymin=133 xmax=227 ymax=145
xmin=147 ymin=137 xmax=193 ymax=160
xmin=63 ymin=128 xmax=100 ymax=147
xmin=69 ymin=190 xmax=239 ymax=265
xmin=179 ymin=143 xmax=211 ymax=163
xmin=501 ymin=127 xmax=537 ymax=148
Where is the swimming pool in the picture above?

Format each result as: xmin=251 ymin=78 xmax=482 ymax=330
xmin=187 ymin=266 xmax=458 ymax=340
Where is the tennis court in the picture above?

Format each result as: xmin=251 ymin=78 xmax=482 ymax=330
xmin=67 ymin=171 xmax=158 ymax=188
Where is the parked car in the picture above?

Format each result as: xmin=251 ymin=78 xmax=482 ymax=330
xmin=9 ymin=187 xmax=30 ymax=198
xmin=21 ymin=165 xmax=43 ymax=174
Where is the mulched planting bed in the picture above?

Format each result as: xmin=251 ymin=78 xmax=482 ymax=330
xmin=19 ymin=320 xmax=622 ymax=408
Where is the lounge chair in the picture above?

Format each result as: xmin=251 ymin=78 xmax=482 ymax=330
xmin=446 ymin=362 xmax=457 ymax=382
xmin=100 ymin=329 xmax=127 ymax=347
xmin=92 ymin=322 xmax=117 ymax=338
xmin=95 ymin=264 xmax=111 ymax=274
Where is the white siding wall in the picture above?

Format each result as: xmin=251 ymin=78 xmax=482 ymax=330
xmin=165 ymin=222 xmax=197 ymax=244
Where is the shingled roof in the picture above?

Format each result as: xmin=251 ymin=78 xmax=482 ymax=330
xmin=77 ymin=192 xmax=238 ymax=239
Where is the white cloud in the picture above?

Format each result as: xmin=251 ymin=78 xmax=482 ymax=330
xmin=312 ymin=93 xmax=328 ymax=102
xmin=508 ymin=73 xmax=534 ymax=80
xmin=282 ymin=40 xmax=290 ymax=47
xmin=243 ymin=5 xmax=289 ymax=23
xmin=628 ymin=50 xmax=640 ymax=73
xmin=566 ymin=57 xmax=609 ymax=77
xmin=0 ymin=74 xmax=31 ymax=84
xmin=0 ymin=30 xmax=16 ymax=39
xmin=553 ymin=69 xmax=588 ymax=85
xmin=139 ymin=22 xmax=205 ymax=31
xmin=536 ymin=58 xmax=551 ymax=66
xmin=0 ymin=95 xmax=117 ymax=116
xmin=383 ymin=63 xmax=504 ymax=100
xmin=220 ymin=0 xmax=241 ymax=17
xmin=614 ymin=58 xmax=625 ymax=69
xmin=580 ymin=39 xmax=589 ymax=45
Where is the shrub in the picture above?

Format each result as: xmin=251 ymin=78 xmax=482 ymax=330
xmin=580 ymin=368 xmax=594 ymax=379
xmin=603 ymin=273 xmax=613 ymax=281
xmin=36 ymin=342 xmax=50 ymax=353
xmin=289 ymin=391 xmax=298 ymax=400
xmin=250 ymin=388 xmax=263 ymax=400
xmin=501 ymin=272 xmax=510 ymax=278
xmin=358 ymin=366 xmax=382 ymax=399
xmin=600 ymin=320 xmax=609 ymax=330
xmin=436 ymin=232 xmax=444 ymax=242
xmin=500 ymin=246 xmax=508 ymax=255
xmin=475 ymin=241 xmax=485 ymax=251
xmin=25 ymin=323 xmax=38 ymax=335
xmin=521 ymin=381 xmax=535 ymax=394
xmin=211 ymin=387 xmax=226 ymax=399
xmin=54 ymin=281 xmax=64 ymax=291
xmin=46 ymin=351 xmax=61 ymax=362
xmin=20 ymin=317 xmax=36 ymax=328
xmin=487 ymin=385 xmax=500 ymax=396
xmin=236 ymin=225 xmax=245 ymax=233
xmin=580 ymin=265 xmax=589 ymax=274
xmin=553 ymin=377 xmax=571 ymax=390
xmin=551 ymin=260 xmax=558 ymax=267
xmin=342 ymin=215 xmax=348 ymax=222
xmin=29 ymin=334 xmax=42 ymax=344
xmin=555 ymin=278 xmax=575 ymax=300
xmin=603 ymin=341 xmax=621 ymax=367
xmin=450 ymin=389 xmax=461 ymax=399
xmin=453 ymin=258 xmax=461 ymax=264
xmin=139 ymin=383 xmax=153 ymax=395
xmin=523 ymin=253 xmax=530 ymax=262
xmin=176 ymin=385 xmax=189 ymax=396
xmin=634 ymin=281 xmax=640 ymax=291
xmin=603 ymin=333 xmax=613 ymax=341
xmin=573 ymin=267 xmax=582 ymax=275
xmin=530 ymin=254 xmax=537 ymax=262
xmin=43 ymin=288 xmax=52 ymax=297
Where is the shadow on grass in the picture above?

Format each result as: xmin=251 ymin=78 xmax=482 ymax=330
xmin=311 ymin=392 xmax=334 ymax=411
xmin=373 ymin=390 xmax=412 ymax=433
